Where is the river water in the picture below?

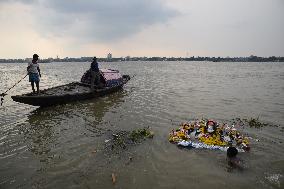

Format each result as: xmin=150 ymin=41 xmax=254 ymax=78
xmin=0 ymin=61 xmax=283 ymax=189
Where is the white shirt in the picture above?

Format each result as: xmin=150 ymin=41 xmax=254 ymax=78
xmin=28 ymin=62 xmax=39 ymax=74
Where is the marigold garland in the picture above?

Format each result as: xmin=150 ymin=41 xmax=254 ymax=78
xmin=169 ymin=119 xmax=250 ymax=151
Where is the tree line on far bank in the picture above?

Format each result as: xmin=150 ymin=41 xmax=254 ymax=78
xmin=1 ymin=55 xmax=283 ymax=63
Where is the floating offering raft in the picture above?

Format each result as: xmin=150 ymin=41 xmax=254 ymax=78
xmin=169 ymin=119 xmax=250 ymax=152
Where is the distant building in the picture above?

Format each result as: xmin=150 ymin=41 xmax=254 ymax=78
xmin=125 ymin=56 xmax=131 ymax=61
xmin=107 ymin=53 xmax=112 ymax=61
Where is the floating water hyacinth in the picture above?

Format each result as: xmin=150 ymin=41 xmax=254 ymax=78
xmin=169 ymin=119 xmax=250 ymax=152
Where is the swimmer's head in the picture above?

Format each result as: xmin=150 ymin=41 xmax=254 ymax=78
xmin=227 ymin=146 xmax=238 ymax=158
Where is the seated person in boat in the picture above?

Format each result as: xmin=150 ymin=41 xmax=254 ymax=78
xmin=90 ymin=57 xmax=103 ymax=91
xmin=27 ymin=54 xmax=41 ymax=94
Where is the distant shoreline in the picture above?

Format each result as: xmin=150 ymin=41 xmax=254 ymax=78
xmin=1 ymin=55 xmax=283 ymax=63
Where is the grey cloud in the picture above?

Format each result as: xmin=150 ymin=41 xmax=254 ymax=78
xmin=0 ymin=0 xmax=36 ymax=4
xmin=29 ymin=0 xmax=179 ymax=42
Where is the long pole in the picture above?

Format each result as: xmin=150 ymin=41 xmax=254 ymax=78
xmin=1 ymin=74 xmax=28 ymax=96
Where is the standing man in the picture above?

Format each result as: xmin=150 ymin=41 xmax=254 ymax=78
xmin=90 ymin=56 xmax=101 ymax=91
xmin=27 ymin=54 xmax=41 ymax=94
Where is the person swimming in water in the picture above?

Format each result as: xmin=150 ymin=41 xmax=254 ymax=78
xmin=227 ymin=146 xmax=244 ymax=171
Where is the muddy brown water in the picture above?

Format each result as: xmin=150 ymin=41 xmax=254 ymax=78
xmin=0 ymin=61 xmax=283 ymax=189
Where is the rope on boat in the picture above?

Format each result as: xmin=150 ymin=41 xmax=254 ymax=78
xmin=1 ymin=74 xmax=28 ymax=106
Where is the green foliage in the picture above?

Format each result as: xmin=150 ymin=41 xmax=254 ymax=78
xmin=243 ymin=117 xmax=268 ymax=128
xmin=232 ymin=117 xmax=279 ymax=128
xmin=129 ymin=127 xmax=154 ymax=142
xmin=109 ymin=128 xmax=154 ymax=151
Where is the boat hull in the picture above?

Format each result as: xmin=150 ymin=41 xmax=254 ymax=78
xmin=11 ymin=76 xmax=130 ymax=107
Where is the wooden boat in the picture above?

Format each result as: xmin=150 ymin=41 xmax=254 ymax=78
xmin=11 ymin=69 xmax=131 ymax=107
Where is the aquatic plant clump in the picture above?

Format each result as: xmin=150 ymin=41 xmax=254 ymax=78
xmin=129 ymin=128 xmax=154 ymax=142
xmin=169 ymin=119 xmax=250 ymax=152
xmin=107 ymin=127 xmax=154 ymax=151
xmin=231 ymin=117 xmax=279 ymax=128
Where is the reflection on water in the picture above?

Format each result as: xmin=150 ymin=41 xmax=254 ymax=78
xmin=22 ymin=90 xmax=127 ymax=160
xmin=1 ymin=89 xmax=129 ymax=188
xmin=0 ymin=62 xmax=284 ymax=189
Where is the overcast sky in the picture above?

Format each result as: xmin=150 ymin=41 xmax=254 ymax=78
xmin=0 ymin=0 xmax=283 ymax=58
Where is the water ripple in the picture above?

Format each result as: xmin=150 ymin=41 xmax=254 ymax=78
xmin=0 ymin=62 xmax=284 ymax=189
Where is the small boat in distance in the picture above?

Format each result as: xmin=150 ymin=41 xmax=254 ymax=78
xmin=11 ymin=69 xmax=131 ymax=107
